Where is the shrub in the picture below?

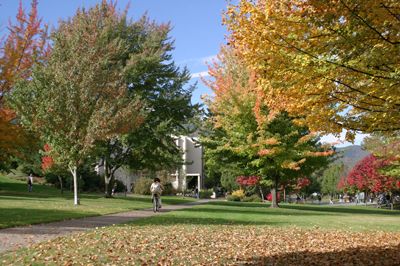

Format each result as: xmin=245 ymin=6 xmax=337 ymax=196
xmin=232 ymin=189 xmax=245 ymax=200
xmin=114 ymin=179 xmax=126 ymax=193
xmin=199 ymin=189 xmax=213 ymax=199
xmin=133 ymin=177 xmax=153 ymax=195
xmin=44 ymin=172 xmax=69 ymax=190
xmin=221 ymin=171 xmax=239 ymax=191
xmin=242 ymin=194 xmax=262 ymax=202
xmin=266 ymin=192 xmax=281 ymax=202
xmin=227 ymin=194 xmax=241 ymax=201
xmin=162 ymin=181 xmax=177 ymax=195
xmin=81 ymin=169 xmax=102 ymax=192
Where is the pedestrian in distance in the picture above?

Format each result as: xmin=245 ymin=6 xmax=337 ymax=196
xmin=27 ymin=173 xmax=33 ymax=192
xmin=150 ymin=178 xmax=163 ymax=211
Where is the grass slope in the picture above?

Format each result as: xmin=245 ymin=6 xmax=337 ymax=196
xmin=0 ymin=175 xmax=195 ymax=229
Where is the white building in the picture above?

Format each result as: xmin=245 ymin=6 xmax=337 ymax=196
xmin=98 ymin=135 xmax=204 ymax=192
xmin=171 ymin=135 xmax=204 ymax=191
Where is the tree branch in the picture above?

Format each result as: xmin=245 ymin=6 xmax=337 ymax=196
xmin=340 ymin=0 xmax=400 ymax=45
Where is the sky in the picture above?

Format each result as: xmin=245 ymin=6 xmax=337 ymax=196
xmin=0 ymin=0 xmax=365 ymax=147
xmin=0 ymin=0 xmax=226 ymax=101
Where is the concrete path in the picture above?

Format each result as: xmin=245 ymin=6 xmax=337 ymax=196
xmin=0 ymin=199 xmax=211 ymax=254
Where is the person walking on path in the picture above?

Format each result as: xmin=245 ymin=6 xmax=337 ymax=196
xmin=27 ymin=173 xmax=33 ymax=192
xmin=150 ymin=178 xmax=163 ymax=209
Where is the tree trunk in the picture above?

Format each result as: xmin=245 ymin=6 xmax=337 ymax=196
xmin=69 ymin=165 xmax=79 ymax=205
xmin=259 ymin=186 xmax=265 ymax=202
xmin=270 ymin=176 xmax=279 ymax=208
xmin=364 ymin=190 xmax=367 ymax=204
xmin=58 ymin=175 xmax=63 ymax=195
xmin=104 ymin=158 xmax=112 ymax=198
xmin=283 ymin=186 xmax=286 ymax=203
xmin=104 ymin=158 xmax=120 ymax=198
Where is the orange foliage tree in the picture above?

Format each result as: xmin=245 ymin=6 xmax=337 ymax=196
xmin=224 ymin=0 xmax=400 ymax=138
xmin=203 ymin=47 xmax=332 ymax=207
xmin=0 ymin=0 xmax=49 ymax=170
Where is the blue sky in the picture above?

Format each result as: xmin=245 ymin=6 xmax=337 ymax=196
xmin=0 ymin=0 xmax=226 ymax=102
xmin=0 ymin=0 xmax=365 ymax=146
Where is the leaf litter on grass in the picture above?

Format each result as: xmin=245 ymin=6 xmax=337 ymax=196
xmin=1 ymin=225 xmax=400 ymax=265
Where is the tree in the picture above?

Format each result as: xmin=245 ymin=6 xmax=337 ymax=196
xmin=363 ymin=133 xmax=400 ymax=178
xmin=321 ymin=163 xmax=345 ymax=196
xmin=0 ymin=0 xmax=49 ymax=170
xmin=338 ymin=154 xmax=399 ymax=195
xmin=41 ymin=144 xmax=69 ymax=194
xmin=201 ymin=118 xmax=249 ymax=192
xmin=9 ymin=1 xmax=143 ymax=205
xmin=94 ymin=15 xmax=200 ymax=197
xmin=203 ymin=47 xmax=332 ymax=207
xmin=224 ymin=0 xmax=400 ymax=137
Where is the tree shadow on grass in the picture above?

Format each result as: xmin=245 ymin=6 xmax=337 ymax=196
xmin=207 ymin=201 xmax=400 ymax=216
xmin=233 ymin=245 xmax=400 ymax=265
xmin=181 ymin=207 xmax=332 ymax=216
xmin=1 ymin=178 xmax=194 ymax=205
xmin=281 ymin=204 xmax=400 ymax=216
xmin=208 ymin=201 xmax=271 ymax=208
xmin=105 ymin=195 xmax=195 ymax=205
xmin=0 ymin=208 xmax=105 ymax=230
xmin=0 ymin=191 xmax=115 ymax=200
xmin=130 ymin=216 xmax=290 ymax=226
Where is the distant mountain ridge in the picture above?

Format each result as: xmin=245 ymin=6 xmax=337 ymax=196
xmin=334 ymin=145 xmax=370 ymax=175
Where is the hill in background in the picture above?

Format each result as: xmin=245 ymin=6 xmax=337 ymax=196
xmin=334 ymin=145 xmax=370 ymax=175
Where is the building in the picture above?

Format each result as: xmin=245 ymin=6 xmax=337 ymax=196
xmin=171 ymin=135 xmax=204 ymax=191
xmin=96 ymin=135 xmax=204 ymax=193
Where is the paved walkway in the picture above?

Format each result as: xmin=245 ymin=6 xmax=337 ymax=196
xmin=0 ymin=199 xmax=211 ymax=254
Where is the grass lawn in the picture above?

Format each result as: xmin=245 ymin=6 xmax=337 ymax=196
xmin=0 ymin=175 xmax=195 ymax=229
xmin=130 ymin=201 xmax=400 ymax=231
xmin=1 ymin=200 xmax=400 ymax=265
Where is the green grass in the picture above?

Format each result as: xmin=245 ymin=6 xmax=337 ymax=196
xmin=0 ymin=175 xmax=195 ymax=229
xmin=130 ymin=200 xmax=400 ymax=231
xmin=2 ymin=201 xmax=400 ymax=264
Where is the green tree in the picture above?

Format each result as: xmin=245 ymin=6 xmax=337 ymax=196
xmin=9 ymin=2 xmax=143 ymax=205
xmin=201 ymin=118 xmax=248 ymax=192
xmin=321 ymin=163 xmax=345 ymax=196
xmin=95 ymin=14 xmax=200 ymax=197
xmin=203 ymin=47 xmax=332 ymax=207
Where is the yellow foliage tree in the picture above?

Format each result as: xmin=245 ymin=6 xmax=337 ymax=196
xmin=224 ymin=0 xmax=400 ymax=139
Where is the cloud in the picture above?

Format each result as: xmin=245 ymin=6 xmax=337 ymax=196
xmin=178 ymin=54 xmax=218 ymax=67
xmin=201 ymin=55 xmax=218 ymax=64
xmin=191 ymin=71 xmax=210 ymax=79
xmin=320 ymin=130 xmax=370 ymax=147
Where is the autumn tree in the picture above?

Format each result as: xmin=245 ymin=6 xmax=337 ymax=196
xmin=338 ymin=155 xmax=399 ymax=196
xmin=363 ymin=133 xmax=400 ymax=178
xmin=203 ymin=47 xmax=332 ymax=207
xmin=9 ymin=1 xmax=143 ymax=205
xmin=0 ymin=0 xmax=49 ymax=170
xmin=224 ymin=0 xmax=400 ymax=138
